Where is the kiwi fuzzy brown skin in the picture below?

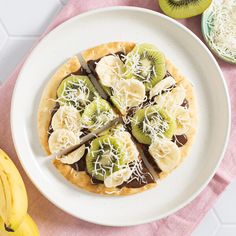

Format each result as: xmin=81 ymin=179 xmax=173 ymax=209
xmin=159 ymin=0 xmax=212 ymax=19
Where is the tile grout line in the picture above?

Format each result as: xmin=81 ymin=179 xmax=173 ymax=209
xmin=0 ymin=17 xmax=10 ymax=36
xmin=0 ymin=18 xmax=8 ymax=50
xmin=59 ymin=0 xmax=68 ymax=5
xmin=210 ymin=210 xmax=221 ymax=236
xmin=57 ymin=0 xmax=66 ymax=6
xmin=0 ymin=18 xmax=40 ymax=38
xmin=212 ymin=207 xmax=225 ymax=225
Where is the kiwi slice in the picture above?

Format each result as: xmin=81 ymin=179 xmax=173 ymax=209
xmin=86 ymin=135 xmax=125 ymax=181
xmin=159 ymin=0 xmax=212 ymax=19
xmin=131 ymin=105 xmax=176 ymax=144
xmin=125 ymin=43 xmax=166 ymax=90
xmin=57 ymin=75 xmax=98 ymax=112
xmin=81 ymin=98 xmax=116 ymax=130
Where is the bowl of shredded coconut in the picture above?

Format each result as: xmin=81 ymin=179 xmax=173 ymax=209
xmin=202 ymin=0 xmax=236 ymax=64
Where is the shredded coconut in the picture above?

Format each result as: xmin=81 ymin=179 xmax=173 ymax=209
xmin=206 ymin=0 xmax=236 ymax=61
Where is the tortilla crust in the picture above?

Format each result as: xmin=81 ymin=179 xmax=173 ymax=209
xmin=82 ymin=41 xmax=135 ymax=61
xmin=53 ymin=159 xmax=156 ymax=196
xmin=37 ymin=56 xmax=81 ymax=154
xmin=38 ymin=42 xmax=197 ymax=196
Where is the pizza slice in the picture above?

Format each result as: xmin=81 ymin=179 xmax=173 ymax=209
xmin=37 ymin=42 xmax=197 ymax=195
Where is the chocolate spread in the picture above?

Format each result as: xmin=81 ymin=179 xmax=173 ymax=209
xmin=50 ymin=52 xmax=190 ymax=189
xmin=69 ymin=154 xmax=155 ymax=188
xmin=181 ymin=99 xmax=189 ymax=109
xmin=172 ymin=134 xmax=188 ymax=147
xmin=118 ymin=161 xmax=155 ymax=188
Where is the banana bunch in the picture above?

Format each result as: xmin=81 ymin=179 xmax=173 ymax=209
xmin=0 ymin=214 xmax=39 ymax=236
xmin=0 ymin=149 xmax=39 ymax=235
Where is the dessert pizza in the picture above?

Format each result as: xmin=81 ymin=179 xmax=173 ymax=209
xmin=38 ymin=42 xmax=197 ymax=195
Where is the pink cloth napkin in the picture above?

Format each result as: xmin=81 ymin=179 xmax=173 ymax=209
xmin=0 ymin=0 xmax=235 ymax=235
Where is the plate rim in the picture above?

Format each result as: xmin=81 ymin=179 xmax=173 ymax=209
xmin=10 ymin=6 xmax=231 ymax=226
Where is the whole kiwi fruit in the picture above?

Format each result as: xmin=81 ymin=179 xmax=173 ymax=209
xmin=159 ymin=0 xmax=212 ymax=19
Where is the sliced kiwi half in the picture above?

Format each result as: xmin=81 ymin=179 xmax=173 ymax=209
xmin=57 ymin=75 xmax=99 ymax=112
xmin=159 ymin=0 xmax=212 ymax=19
xmin=81 ymin=98 xmax=116 ymax=130
xmin=86 ymin=135 xmax=125 ymax=181
xmin=131 ymin=105 xmax=176 ymax=145
xmin=125 ymin=43 xmax=166 ymax=90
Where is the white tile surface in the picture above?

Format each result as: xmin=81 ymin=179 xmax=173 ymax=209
xmin=0 ymin=21 xmax=7 ymax=49
xmin=192 ymin=210 xmax=219 ymax=236
xmin=0 ymin=37 xmax=36 ymax=83
xmin=0 ymin=2 xmax=235 ymax=235
xmin=214 ymin=181 xmax=236 ymax=224
xmin=0 ymin=0 xmax=62 ymax=36
xmin=216 ymin=226 xmax=236 ymax=236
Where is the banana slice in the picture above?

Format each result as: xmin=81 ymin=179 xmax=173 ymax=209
xmin=112 ymin=78 xmax=146 ymax=110
xmin=114 ymin=130 xmax=139 ymax=163
xmin=171 ymin=86 xmax=186 ymax=105
xmin=51 ymin=105 xmax=81 ymax=134
xmin=149 ymin=76 xmax=176 ymax=99
xmin=104 ymin=167 xmax=132 ymax=188
xmin=48 ymin=129 xmax=78 ymax=153
xmin=58 ymin=145 xmax=86 ymax=164
xmin=149 ymin=138 xmax=181 ymax=173
xmin=154 ymin=85 xmax=186 ymax=112
xmin=175 ymin=106 xmax=191 ymax=135
xmin=96 ymin=55 xmax=124 ymax=87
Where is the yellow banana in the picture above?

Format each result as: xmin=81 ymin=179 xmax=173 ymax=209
xmin=0 ymin=214 xmax=39 ymax=236
xmin=48 ymin=129 xmax=78 ymax=153
xmin=0 ymin=149 xmax=28 ymax=231
xmin=112 ymin=78 xmax=146 ymax=113
xmin=104 ymin=167 xmax=132 ymax=188
xmin=96 ymin=55 xmax=124 ymax=87
xmin=149 ymin=138 xmax=181 ymax=172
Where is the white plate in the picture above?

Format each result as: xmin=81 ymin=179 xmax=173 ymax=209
xmin=11 ymin=7 xmax=230 ymax=226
